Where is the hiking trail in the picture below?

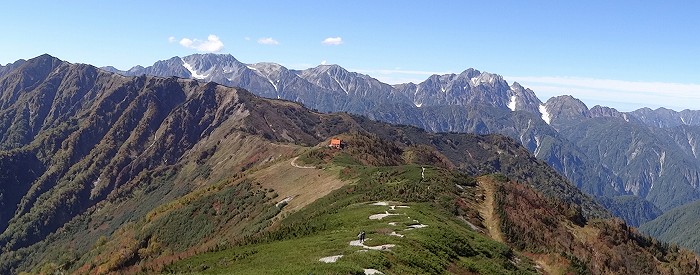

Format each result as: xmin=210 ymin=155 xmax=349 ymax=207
xmin=477 ymin=178 xmax=505 ymax=243
xmin=290 ymin=156 xmax=316 ymax=169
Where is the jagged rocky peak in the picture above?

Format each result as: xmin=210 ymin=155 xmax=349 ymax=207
xmin=456 ymin=68 xmax=481 ymax=80
xmin=100 ymin=66 xmax=120 ymax=73
xmin=136 ymin=56 xmax=189 ymax=78
xmin=180 ymin=54 xmax=242 ymax=78
xmin=629 ymin=107 xmax=700 ymax=128
xmin=399 ymin=68 xmax=515 ymax=109
xmin=507 ymin=82 xmax=542 ymax=113
xmin=421 ymin=73 xmax=458 ymax=90
xmin=127 ymin=65 xmax=145 ymax=74
xmin=469 ymin=71 xmax=504 ymax=87
xmin=299 ymin=64 xmax=351 ymax=83
xmin=590 ymin=105 xmax=627 ymax=119
xmin=248 ymin=62 xmax=284 ymax=74
xmin=157 ymin=56 xmax=186 ymax=67
xmin=303 ymin=63 xmax=346 ymax=75
xmin=298 ymin=63 xmax=395 ymax=98
xmin=247 ymin=62 xmax=288 ymax=82
xmin=510 ymin=81 xmax=525 ymax=90
xmin=416 ymin=68 xmax=507 ymax=90
xmin=543 ymin=95 xmax=591 ymax=124
xmin=182 ymin=53 xmax=240 ymax=65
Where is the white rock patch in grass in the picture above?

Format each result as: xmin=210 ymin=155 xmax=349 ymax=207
xmin=369 ymin=211 xmax=399 ymax=220
xmin=350 ymin=239 xmax=396 ymax=250
xmin=364 ymin=269 xmax=384 ymax=274
xmin=319 ymin=255 xmax=344 ymax=263
xmin=406 ymin=224 xmax=428 ymax=230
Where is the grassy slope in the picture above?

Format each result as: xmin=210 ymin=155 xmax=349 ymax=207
xmin=168 ymin=202 xmax=531 ymax=274
xmin=165 ymin=149 xmax=539 ymax=274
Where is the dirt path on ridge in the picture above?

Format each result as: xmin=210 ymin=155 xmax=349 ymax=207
xmin=477 ymin=177 xmax=505 ymax=243
xmin=290 ymin=156 xmax=316 ymax=169
xmin=477 ymin=177 xmax=564 ymax=274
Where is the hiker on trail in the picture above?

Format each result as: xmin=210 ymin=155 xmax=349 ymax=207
xmin=358 ymin=231 xmax=366 ymax=243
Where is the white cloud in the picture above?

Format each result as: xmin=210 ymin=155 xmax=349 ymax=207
xmin=507 ymin=76 xmax=700 ymax=111
xmin=179 ymin=38 xmax=193 ymax=47
xmin=320 ymin=60 xmax=327 ymax=65
xmin=168 ymin=36 xmax=176 ymax=43
xmin=257 ymin=37 xmax=279 ymax=45
xmin=322 ymin=37 xmax=343 ymax=45
xmin=177 ymin=34 xmax=224 ymax=52
xmin=244 ymin=37 xmax=251 ymax=41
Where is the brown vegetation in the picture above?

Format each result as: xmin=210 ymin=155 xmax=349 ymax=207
xmin=494 ymin=178 xmax=700 ymax=274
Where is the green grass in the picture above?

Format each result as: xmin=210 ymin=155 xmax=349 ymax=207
xmin=167 ymin=202 xmax=536 ymax=274
xmin=164 ymin=160 xmax=534 ymax=274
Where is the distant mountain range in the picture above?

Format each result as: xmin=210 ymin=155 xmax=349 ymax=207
xmin=104 ymin=54 xmax=700 ymax=217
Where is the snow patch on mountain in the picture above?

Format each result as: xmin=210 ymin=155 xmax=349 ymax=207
xmin=330 ymin=76 xmax=348 ymax=94
xmin=539 ymin=104 xmax=551 ymax=124
xmin=181 ymin=59 xmax=209 ymax=79
xmin=534 ymin=136 xmax=542 ymax=157
xmin=508 ymin=95 xmax=517 ymax=111
xmin=688 ymin=133 xmax=698 ymax=158
xmin=268 ymin=79 xmax=278 ymax=91
xmin=469 ymin=72 xmax=497 ymax=87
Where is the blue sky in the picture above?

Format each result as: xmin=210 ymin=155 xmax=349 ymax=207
xmin=2 ymin=1 xmax=699 ymax=111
